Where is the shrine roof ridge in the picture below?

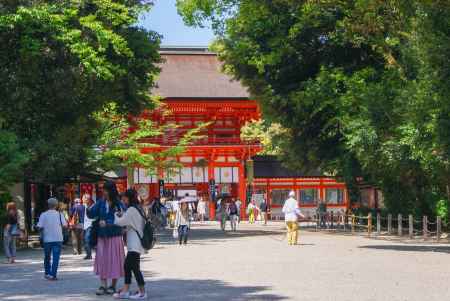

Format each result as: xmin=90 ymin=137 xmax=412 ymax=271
xmin=153 ymin=46 xmax=250 ymax=99
xmin=159 ymin=46 xmax=214 ymax=55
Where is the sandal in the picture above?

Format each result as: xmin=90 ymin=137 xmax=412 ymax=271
xmin=96 ymin=286 xmax=107 ymax=296
xmin=106 ymin=286 xmax=117 ymax=295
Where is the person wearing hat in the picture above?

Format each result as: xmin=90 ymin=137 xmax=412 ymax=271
xmin=37 ymin=197 xmax=68 ymax=280
xmin=282 ymin=191 xmax=304 ymax=245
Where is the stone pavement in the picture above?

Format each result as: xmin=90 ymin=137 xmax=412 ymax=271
xmin=1 ymin=222 xmax=449 ymax=301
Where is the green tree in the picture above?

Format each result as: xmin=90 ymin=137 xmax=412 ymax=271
xmin=178 ymin=0 xmax=450 ymax=217
xmin=91 ymin=101 xmax=208 ymax=185
xmin=0 ymin=130 xmax=28 ymax=191
xmin=0 ymin=0 xmax=161 ymax=182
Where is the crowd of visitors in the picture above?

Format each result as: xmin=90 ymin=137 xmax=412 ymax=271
xmin=2 ymin=182 xmax=310 ymax=297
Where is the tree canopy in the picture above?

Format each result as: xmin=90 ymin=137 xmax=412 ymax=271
xmin=178 ymin=0 xmax=450 ymax=216
xmin=0 ymin=0 xmax=161 ymax=182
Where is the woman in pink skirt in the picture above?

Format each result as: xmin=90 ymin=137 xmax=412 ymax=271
xmin=87 ymin=181 xmax=125 ymax=295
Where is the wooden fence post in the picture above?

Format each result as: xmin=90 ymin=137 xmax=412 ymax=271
xmin=437 ymin=216 xmax=441 ymax=242
xmin=351 ymin=214 xmax=355 ymax=234
xmin=316 ymin=214 xmax=319 ymax=231
xmin=409 ymin=215 xmax=413 ymax=238
xmin=376 ymin=213 xmax=381 ymax=235
xmin=343 ymin=214 xmax=346 ymax=232
xmin=368 ymin=213 xmax=372 ymax=236
xmin=398 ymin=214 xmax=402 ymax=236
xmin=331 ymin=211 xmax=334 ymax=229
xmin=388 ymin=214 xmax=392 ymax=235
xmin=423 ymin=216 xmax=428 ymax=239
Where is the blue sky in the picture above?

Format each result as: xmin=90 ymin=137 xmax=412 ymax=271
xmin=139 ymin=0 xmax=215 ymax=46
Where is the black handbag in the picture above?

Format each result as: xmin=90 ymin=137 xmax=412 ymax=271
xmin=59 ymin=213 xmax=69 ymax=245
xmin=89 ymin=219 xmax=99 ymax=248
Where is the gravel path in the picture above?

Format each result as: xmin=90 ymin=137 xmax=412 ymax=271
xmin=0 ymin=222 xmax=449 ymax=301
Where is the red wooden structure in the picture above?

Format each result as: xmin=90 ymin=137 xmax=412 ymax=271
xmin=131 ymin=47 xmax=357 ymax=219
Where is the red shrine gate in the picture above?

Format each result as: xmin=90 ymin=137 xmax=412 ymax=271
xmin=129 ymin=47 xmax=378 ymax=219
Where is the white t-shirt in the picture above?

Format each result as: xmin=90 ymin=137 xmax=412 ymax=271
xmin=282 ymin=197 xmax=302 ymax=222
xmin=37 ymin=210 xmax=67 ymax=243
xmin=83 ymin=206 xmax=94 ymax=230
xmin=235 ymin=200 xmax=242 ymax=210
xmin=197 ymin=201 xmax=206 ymax=214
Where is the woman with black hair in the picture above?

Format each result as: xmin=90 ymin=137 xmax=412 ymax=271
xmin=87 ymin=181 xmax=126 ymax=295
xmin=114 ymin=188 xmax=147 ymax=300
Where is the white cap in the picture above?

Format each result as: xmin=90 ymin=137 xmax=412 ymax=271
xmin=289 ymin=191 xmax=295 ymax=197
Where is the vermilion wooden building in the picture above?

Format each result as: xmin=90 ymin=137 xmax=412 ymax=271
xmin=131 ymin=47 xmax=368 ymax=218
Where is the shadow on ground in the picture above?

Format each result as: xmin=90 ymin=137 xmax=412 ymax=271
xmin=155 ymin=225 xmax=285 ymax=246
xmin=0 ymin=256 xmax=286 ymax=301
xmin=358 ymin=245 xmax=450 ymax=253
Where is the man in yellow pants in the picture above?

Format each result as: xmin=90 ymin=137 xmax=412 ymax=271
xmin=282 ymin=191 xmax=304 ymax=245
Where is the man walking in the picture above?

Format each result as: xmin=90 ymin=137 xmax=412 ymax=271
xmin=82 ymin=194 xmax=94 ymax=260
xmin=69 ymin=198 xmax=85 ymax=255
xmin=228 ymin=200 xmax=239 ymax=231
xmin=260 ymin=199 xmax=269 ymax=225
xmin=37 ymin=197 xmax=67 ymax=280
xmin=317 ymin=198 xmax=327 ymax=229
xmin=282 ymin=191 xmax=304 ymax=245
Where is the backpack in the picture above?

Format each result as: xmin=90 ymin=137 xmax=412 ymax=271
xmin=229 ymin=203 xmax=238 ymax=215
xmin=133 ymin=207 xmax=156 ymax=251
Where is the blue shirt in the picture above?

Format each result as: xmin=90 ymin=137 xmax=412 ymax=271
xmin=87 ymin=199 xmax=125 ymax=237
xmin=69 ymin=204 xmax=85 ymax=224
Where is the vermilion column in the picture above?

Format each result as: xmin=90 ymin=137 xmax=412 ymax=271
xmin=238 ymin=162 xmax=246 ymax=220
xmin=208 ymin=162 xmax=216 ymax=221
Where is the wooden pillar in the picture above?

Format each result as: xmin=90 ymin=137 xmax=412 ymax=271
xmin=409 ymin=215 xmax=413 ymax=238
xmin=343 ymin=213 xmax=346 ymax=232
xmin=423 ymin=216 xmax=428 ymax=239
xmin=351 ymin=214 xmax=355 ymax=234
xmin=387 ymin=214 xmax=392 ymax=235
xmin=331 ymin=211 xmax=334 ymax=229
xmin=437 ymin=216 xmax=442 ymax=241
xmin=238 ymin=162 xmax=246 ymax=220
xmin=398 ymin=214 xmax=402 ymax=236
xmin=368 ymin=213 xmax=372 ymax=236
xmin=208 ymin=161 xmax=215 ymax=221
xmin=376 ymin=213 xmax=381 ymax=235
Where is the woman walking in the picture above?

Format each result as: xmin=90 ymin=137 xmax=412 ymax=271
xmin=3 ymin=202 xmax=20 ymax=264
xmin=114 ymin=189 xmax=147 ymax=300
xmin=219 ymin=200 xmax=228 ymax=231
xmin=175 ymin=202 xmax=191 ymax=245
xmin=197 ymin=197 xmax=206 ymax=222
xmin=247 ymin=201 xmax=257 ymax=224
xmin=87 ymin=181 xmax=125 ymax=296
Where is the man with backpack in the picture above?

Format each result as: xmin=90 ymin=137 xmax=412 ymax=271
xmin=114 ymin=189 xmax=154 ymax=300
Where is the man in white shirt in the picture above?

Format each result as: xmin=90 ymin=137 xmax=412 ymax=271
xmin=37 ymin=198 xmax=68 ymax=280
xmin=282 ymin=191 xmax=304 ymax=245
xmin=82 ymin=194 xmax=95 ymax=260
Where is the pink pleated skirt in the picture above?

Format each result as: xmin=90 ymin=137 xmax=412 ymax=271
xmin=94 ymin=236 xmax=125 ymax=279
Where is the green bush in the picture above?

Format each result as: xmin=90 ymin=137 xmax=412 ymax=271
xmin=0 ymin=191 xmax=12 ymax=227
xmin=435 ymin=199 xmax=449 ymax=228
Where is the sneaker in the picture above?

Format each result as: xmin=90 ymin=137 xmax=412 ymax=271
xmin=96 ymin=287 xmax=107 ymax=296
xmin=113 ymin=291 xmax=130 ymax=299
xmin=47 ymin=276 xmax=58 ymax=281
xmin=44 ymin=274 xmax=51 ymax=280
xmin=130 ymin=292 xmax=147 ymax=300
xmin=106 ymin=286 xmax=117 ymax=295
xmin=83 ymin=256 xmax=92 ymax=260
